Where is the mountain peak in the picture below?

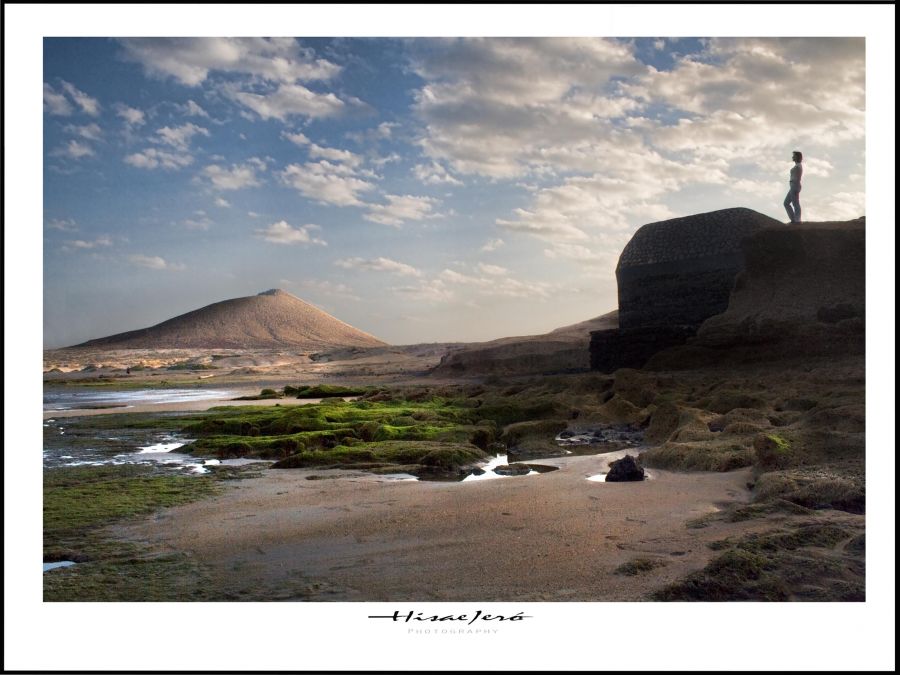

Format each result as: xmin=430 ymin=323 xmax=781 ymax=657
xmin=71 ymin=289 xmax=386 ymax=350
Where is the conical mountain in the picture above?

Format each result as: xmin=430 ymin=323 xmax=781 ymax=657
xmin=72 ymin=289 xmax=387 ymax=350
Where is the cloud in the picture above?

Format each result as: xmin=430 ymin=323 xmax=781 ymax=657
xmin=255 ymin=220 xmax=326 ymax=246
xmin=214 ymin=196 xmax=231 ymax=208
xmin=230 ymin=83 xmax=345 ymax=121
xmin=364 ymin=194 xmax=439 ymax=227
xmin=118 ymin=37 xmax=341 ymax=86
xmin=631 ymin=38 xmax=865 ymax=159
xmin=124 ymin=148 xmax=193 ymax=170
xmin=183 ymin=214 xmax=212 ymax=230
xmin=44 ymin=80 xmax=101 ymax=117
xmin=178 ymin=99 xmax=209 ymax=118
xmin=115 ymin=103 xmax=145 ymax=126
xmin=53 ymin=140 xmax=95 ymax=159
xmin=413 ymin=161 xmax=463 ymax=186
xmin=287 ymin=279 xmax=361 ymax=302
xmin=335 ymin=256 xmax=422 ymax=277
xmin=63 ymin=123 xmax=102 ymax=142
xmin=476 ymin=263 xmax=508 ymax=276
xmin=282 ymin=131 xmax=310 ymax=146
xmin=480 ymin=238 xmax=504 ymax=252
xmin=201 ymin=162 xmax=263 ymax=190
xmin=280 ymin=161 xmax=374 ymax=206
xmin=63 ymin=236 xmax=112 ymax=250
xmin=43 ymin=83 xmax=73 ymax=115
xmin=127 ymin=254 xmax=185 ymax=270
xmin=410 ymin=38 xmax=644 ymax=178
xmin=437 ymin=268 xmax=552 ymax=299
xmin=308 ymin=143 xmax=363 ymax=167
xmin=46 ymin=218 xmax=78 ymax=232
xmin=154 ymin=122 xmax=209 ymax=150
xmin=497 ymin=173 xmax=678 ymax=243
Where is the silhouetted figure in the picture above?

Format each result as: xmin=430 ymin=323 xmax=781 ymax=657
xmin=784 ymin=150 xmax=803 ymax=223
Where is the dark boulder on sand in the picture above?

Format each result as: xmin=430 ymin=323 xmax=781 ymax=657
xmin=606 ymin=455 xmax=645 ymax=482
xmin=493 ymin=463 xmax=532 ymax=476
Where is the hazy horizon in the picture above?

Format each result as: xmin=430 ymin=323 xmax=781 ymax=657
xmin=43 ymin=37 xmax=865 ymax=348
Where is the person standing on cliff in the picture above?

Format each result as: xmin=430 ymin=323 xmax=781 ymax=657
xmin=784 ymin=150 xmax=803 ymax=223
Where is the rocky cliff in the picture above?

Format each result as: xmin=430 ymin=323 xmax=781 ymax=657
xmin=591 ymin=208 xmax=781 ymax=372
xmin=649 ymin=218 xmax=866 ymax=367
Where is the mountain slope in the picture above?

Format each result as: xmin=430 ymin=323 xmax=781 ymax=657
xmin=72 ymin=289 xmax=386 ymax=350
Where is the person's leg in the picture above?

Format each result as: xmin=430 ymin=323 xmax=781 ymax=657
xmin=792 ymin=188 xmax=801 ymax=223
xmin=784 ymin=190 xmax=796 ymax=222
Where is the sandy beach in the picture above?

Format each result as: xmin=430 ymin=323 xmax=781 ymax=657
xmin=115 ymin=452 xmax=766 ymax=601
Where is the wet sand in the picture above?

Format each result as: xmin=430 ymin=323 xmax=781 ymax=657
xmin=115 ymin=453 xmax=760 ymax=601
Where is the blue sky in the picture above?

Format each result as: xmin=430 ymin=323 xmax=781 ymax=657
xmin=43 ymin=37 xmax=866 ymax=348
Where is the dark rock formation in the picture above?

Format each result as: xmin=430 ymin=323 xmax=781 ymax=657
xmin=649 ymin=218 xmax=866 ymax=367
xmin=493 ymin=463 xmax=532 ymax=476
xmin=591 ymin=208 xmax=781 ymax=372
xmin=605 ymin=454 xmax=645 ymax=482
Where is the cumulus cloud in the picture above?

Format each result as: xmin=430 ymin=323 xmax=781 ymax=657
xmin=115 ymin=103 xmax=145 ymax=126
xmin=124 ymin=148 xmax=193 ymax=170
xmin=497 ymin=172 xmax=684 ymax=244
xmin=308 ymin=143 xmax=363 ymax=167
xmin=230 ymin=83 xmax=345 ymax=121
xmin=335 ymin=256 xmax=422 ymax=277
xmin=53 ymin=140 xmax=95 ymax=159
xmin=364 ymin=194 xmax=439 ymax=227
xmin=118 ymin=37 xmax=341 ymax=86
xmin=255 ymin=220 xmax=326 ymax=246
xmin=214 ymin=196 xmax=231 ymax=208
xmin=127 ymin=254 xmax=185 ymax=270
xmin=410 ymin=38 xmax=644 ymax=178
xmin=480 ymin=238 xmax=504 ymax=252
xmin=438 ymin=268 xmax=552 ymax=299
xmin=46 ymin=218 xmax=78 ymax=232
xmin=63 ymin=236 xmax=112 ymax=250
xmin=154 ymin=122 xmax=209 ymax=150
xmin=413 ymin=161 xmax=463 ymax=186
xmin=282 ymin=130 xmax=310 ymax=146
xmin=60 ymin=81 xmax=101 ymax=116
xmin=287 ymin=279 xmax=361 ymax=301
xmin=178 ymin=99 xmax=210 ymax=118
xmin=183 ymin=214 xmax=212 ymax=230
xmin=43 ymin=83 xmax=73 ymax=115
xmin=44 ymin=80 xmax=100 ymax=117
xmin=477 ymin=263 xmax=508 ymax=276
xmin=201 ymin=162 xmax=263 ymax=190
xmin=280 ymin=161 xmax=374 ymax=206
xmin=63 ymin=123 xmax=102 ymax=141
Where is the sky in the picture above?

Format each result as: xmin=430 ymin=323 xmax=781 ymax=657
xmin=43 ymin=37 xmax=866 ymax=348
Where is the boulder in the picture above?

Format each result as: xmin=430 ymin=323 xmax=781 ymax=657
xmin=605 ymin=455 xmax=645 ymax=482
xmin=493 ymin=463 xmax=532 ymax=476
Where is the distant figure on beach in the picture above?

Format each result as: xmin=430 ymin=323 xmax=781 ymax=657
xmin=784 ymin=150 xmax=803 ymax=223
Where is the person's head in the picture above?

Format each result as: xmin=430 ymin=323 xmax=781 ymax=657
xmin=792 ymin=150 xmax=803 ymax=163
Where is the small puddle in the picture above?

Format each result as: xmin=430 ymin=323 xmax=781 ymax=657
xmin=43 ymin=561 xmax=77 ymax=572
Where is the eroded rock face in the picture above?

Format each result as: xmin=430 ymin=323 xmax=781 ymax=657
xmin=591 ymin=208 xmax=780 ymax=372
xmin=616 ymin=208 xmax=780 ymax=331
xmin=605 ymin=454 xmax=645 ymax=482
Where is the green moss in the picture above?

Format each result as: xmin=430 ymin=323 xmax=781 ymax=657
xmin=655 ymin=521 xmax=863 ymax=601
xmin=641 ymin=442 xmax=754 ymax=472
xmin=271 ymin=441 xmax=486 ymax=471
xmin=44 ymin=464 xmax=221 ymax=537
